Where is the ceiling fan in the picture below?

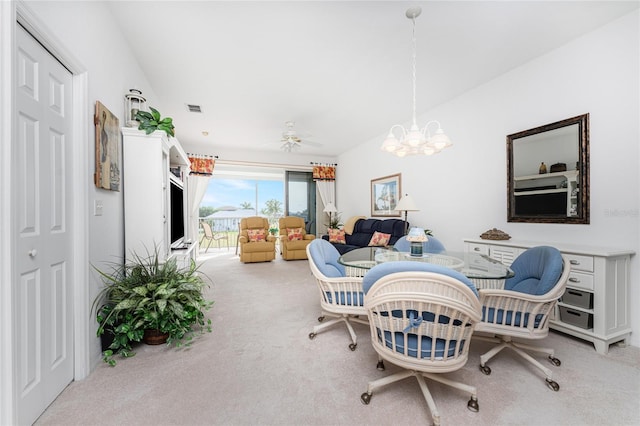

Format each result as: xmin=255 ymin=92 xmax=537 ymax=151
xmin=279 ymin=121 xmax=322 ymax=152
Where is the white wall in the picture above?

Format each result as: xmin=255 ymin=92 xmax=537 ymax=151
xmin=337 ymin=11 xmax=640 ymax=346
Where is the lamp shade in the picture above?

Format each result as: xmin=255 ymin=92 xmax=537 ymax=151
xmin=395 ymin=195 xmax=418 ymax=212
xmin=323 ymin=202 xmax=337 ymax=213
xmin=406 ymin=227 xmax=428 ymax=242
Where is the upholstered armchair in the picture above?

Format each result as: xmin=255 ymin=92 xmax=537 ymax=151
xmin=278 ymin=216 xmax=315 ymax=260
xmin=238 ymin=216 xmax=276 ymax=263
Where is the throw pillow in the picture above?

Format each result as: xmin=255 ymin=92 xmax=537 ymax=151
xmin=368 ymin=231 xmax=391 ymax=247
xmin=287 ymin=227 xmax=303 ymax=241
xmin=328 ymin=228 xmax=346 ymax=244
xmin=247 ymin=229 xmax=266 ymax=242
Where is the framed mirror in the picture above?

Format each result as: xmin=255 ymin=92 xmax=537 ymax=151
xmin=507 ymin=113 xmax=589 ymax=224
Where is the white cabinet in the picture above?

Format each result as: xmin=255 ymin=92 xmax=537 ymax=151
xmin=122 ymin=128 xmax=190 ymax=264
xmin=464 ymin=238 xmax=634 ymax=354
xmin=466 ymin=241 xmax=523 ymax=266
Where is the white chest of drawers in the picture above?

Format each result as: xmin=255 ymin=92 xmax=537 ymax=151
xmin=464 ymin=238 xmax=634 ymax=354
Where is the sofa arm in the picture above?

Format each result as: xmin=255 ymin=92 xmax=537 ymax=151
xmin=303 ymin=234 xmax=316 ymax=241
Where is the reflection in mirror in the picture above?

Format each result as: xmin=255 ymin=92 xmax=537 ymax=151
xmin=507 ymin=114 xmax=589 ymax=224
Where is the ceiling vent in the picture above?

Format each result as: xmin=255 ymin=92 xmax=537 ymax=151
xmin=186 ymin=104 xmax=202 ymax=113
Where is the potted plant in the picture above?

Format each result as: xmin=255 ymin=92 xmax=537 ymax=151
xmin=269 ymin=226 xmax=278 ymax=236
xmin=92 ymin=248 xmax=213 ymax=366
xmin=135 ymin=107 xmax=175 ymax=137
xmin=326 ymin=213 xmax=343 ymax=230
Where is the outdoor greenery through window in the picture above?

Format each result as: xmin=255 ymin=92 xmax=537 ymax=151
xmin=198 ymin=164 xmax=316 ymax=250
xmin=201 ymin=177 xmax=283 ymax=234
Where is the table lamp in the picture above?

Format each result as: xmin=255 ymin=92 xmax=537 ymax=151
xmin=406 ymin=227 xmax=428 ymax=257
xmin=395 ymin=194 xmax=419 ymax=235
xmin=323 ymin=202 xmax=338 ymax=228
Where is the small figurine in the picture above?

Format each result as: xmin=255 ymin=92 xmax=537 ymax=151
xmin=539 ymin=162 xmax=547 ymax=174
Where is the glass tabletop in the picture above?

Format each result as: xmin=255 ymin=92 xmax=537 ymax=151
xmin=338 ymin=247 xmax=514 ymax=280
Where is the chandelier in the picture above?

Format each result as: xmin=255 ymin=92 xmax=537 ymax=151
xmin=380 ymin=7 xmax=453 ymax=157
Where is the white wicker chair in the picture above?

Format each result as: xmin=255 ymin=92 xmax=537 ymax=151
xmin=306 ymin=239 xmax=368 ymax=351
xmin=474 ymin=247 xmax=570 ymax=391
xmin=360 ymin=262 xmax=482 ymax=426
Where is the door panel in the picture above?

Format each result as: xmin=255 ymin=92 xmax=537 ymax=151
xmin=284 ymin=171 xmax=316 ymax=234
xmin=15 ymin=24 xmax=74 ymax=426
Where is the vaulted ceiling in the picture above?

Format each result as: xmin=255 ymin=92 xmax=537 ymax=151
xmin=107 ymin=1 xmax=638 ymax=157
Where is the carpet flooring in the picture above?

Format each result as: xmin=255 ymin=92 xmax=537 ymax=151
xmin=35 ymin=250 xmax=640 ymax=426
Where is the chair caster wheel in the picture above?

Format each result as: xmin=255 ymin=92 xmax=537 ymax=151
xmin=360 ymin=392 xmax=371 ymax=405
xmin=549 ymin=355 xmax=561 ymax=366
xmin=467 ymin=397 xmax=479 ymax=412
xmin=318 ymin=316 xmax=325 ymax=322
xmin=546 ymin=379 xmax=560 ymax=391
xmin=308 ymin=332 xmax=316 ymax=340
xmin=349 ymin=343 xmax=357 ymax=351
xmin=376 ymin=360 xmax=385 ymax=371
xmin=479 ymin=365 xmax=491 ymax=375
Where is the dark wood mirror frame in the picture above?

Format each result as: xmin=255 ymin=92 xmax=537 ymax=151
xmin=507 ymin=113 xmax=590 ymax=224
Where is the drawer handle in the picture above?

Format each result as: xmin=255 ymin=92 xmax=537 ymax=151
xmin=567 ymin=290 xmax=583 ymax=296
xmin=473 ymin=247 xmax=480 ymax=252
xmin=568 ymin=277 xmax=580 ymax=283
xmin=569 ymin=260 xmax=580 ymax=265
xmin=565 ymin=309 xmax=581 ymax=316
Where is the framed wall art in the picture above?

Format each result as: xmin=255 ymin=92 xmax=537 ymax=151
xmin=371 ymin=173 xmax=401 ymax=217
xmin=94 ymin=101 xmax=121 ymax=191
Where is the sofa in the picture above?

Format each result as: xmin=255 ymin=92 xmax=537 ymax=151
xmin=321 ymin=218 xmax=407 ymax=255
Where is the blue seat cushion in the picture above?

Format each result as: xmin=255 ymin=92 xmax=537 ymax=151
xmin=308 ymin=239 xmax=345 ymax=277
xmin=505 ymin=246 xmax=563 ymax=295
xmin=324 ymin=291 xmax=364 ymax=306
xmin=482 ymin=307 xmax=543 ymax=328
xmin=380 ymin=309 xmax=463 ymax=326
xmin=393 ymin=236 xmax=446 ymax=254
xmin=376 ymin=329 xmax=465 ymax=359
xmin=363 ymin=261 xmax=479 ymax=297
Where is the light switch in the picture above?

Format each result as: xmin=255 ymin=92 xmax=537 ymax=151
xmin=94 ymin=200 xmax=103 ymax=216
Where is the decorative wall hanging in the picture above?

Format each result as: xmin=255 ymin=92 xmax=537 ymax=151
xmin=94 ymin=101 xmax=121 ymax=191
xmin=371 ymin=173 xmax=401 ymax=217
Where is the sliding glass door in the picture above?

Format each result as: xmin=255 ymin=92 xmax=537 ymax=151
xmin=285 ymin=171 xmax=316 ymax=235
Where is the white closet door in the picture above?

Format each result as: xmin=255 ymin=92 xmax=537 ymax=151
xmin=14 ymin=24 xmax=74 ymax=426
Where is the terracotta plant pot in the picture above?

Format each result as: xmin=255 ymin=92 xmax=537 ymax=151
xmin=143 ymin=329 xmax=169 ymax=345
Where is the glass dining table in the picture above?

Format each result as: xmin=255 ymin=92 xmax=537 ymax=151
xmin=338 ymin=247 xmax=514 ymax=288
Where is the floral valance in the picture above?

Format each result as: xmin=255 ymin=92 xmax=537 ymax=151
xmin=312 ymin=165 xmax=335 ymax=181
xmin=188 ymin=154 xmax=216 ymax=176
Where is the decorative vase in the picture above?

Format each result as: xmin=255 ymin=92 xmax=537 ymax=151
xmin=143 ymin=329 xmax=169 ymax=345
xmin=539 ymin=162 xmax=547 ymax=174
xmin=410 ymin=241 xmax=423 ymax=257
xmin=100 ymin=328 xmax=115 ymax=352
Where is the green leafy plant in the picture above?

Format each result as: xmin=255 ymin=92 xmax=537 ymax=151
xmin=326 ymin=213 xmax=342 ymax=230
xmin=92 ymin=248 xmax=213 ymax=366
xmin=135 ymin=107 xmax=175 ymax=137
